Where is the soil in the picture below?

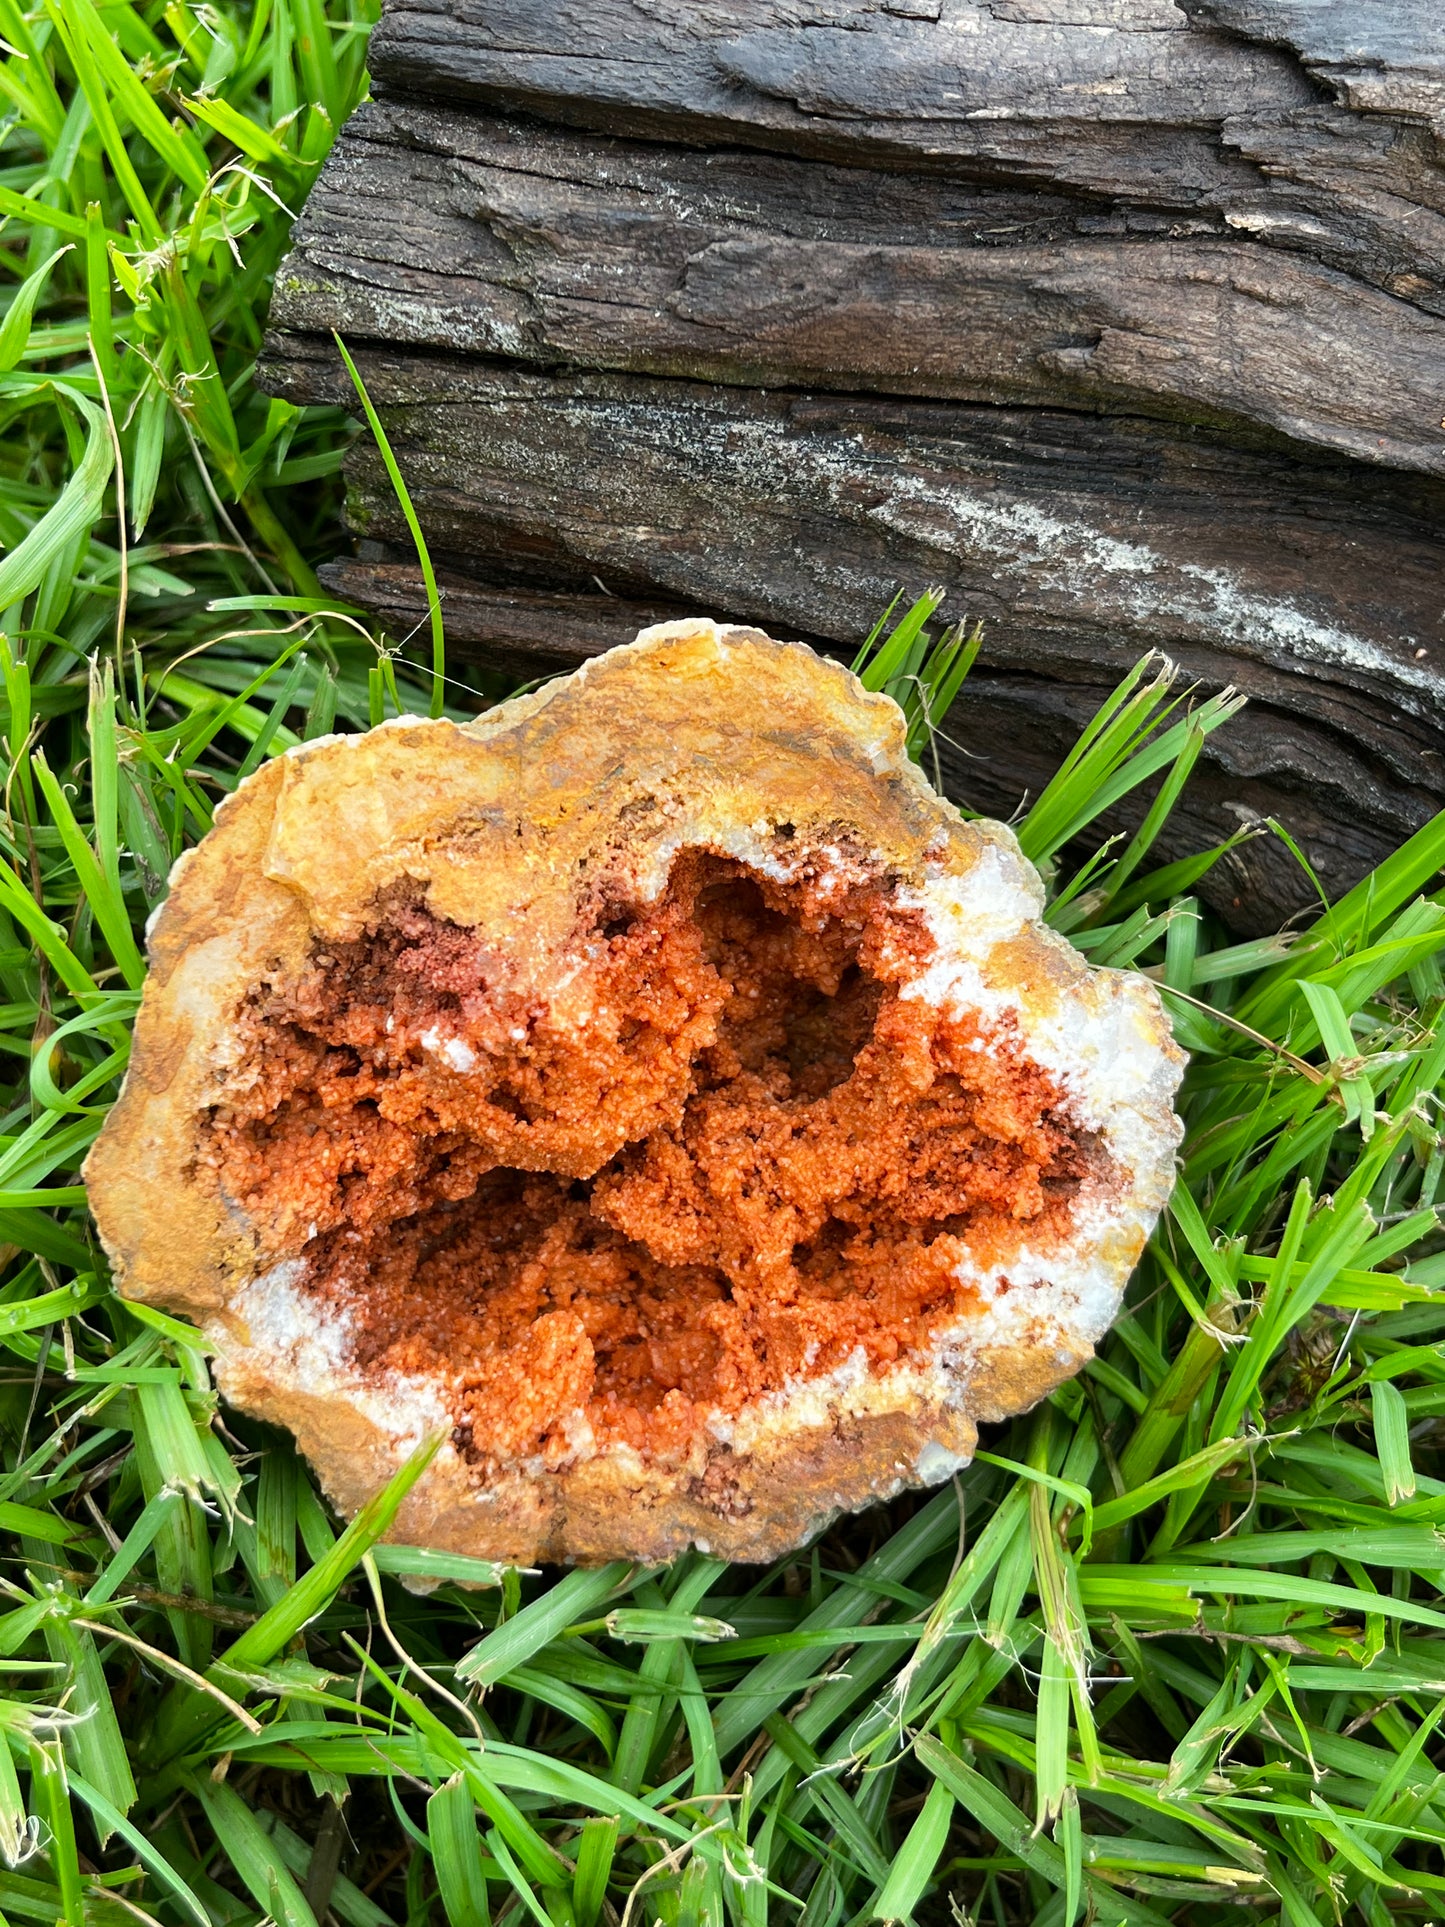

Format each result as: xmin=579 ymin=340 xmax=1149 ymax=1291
xmin=202 ymin=852 xmax=1097 ymax=1471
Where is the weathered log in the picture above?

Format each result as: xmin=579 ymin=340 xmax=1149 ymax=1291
xmin=264 ymin=0 xmax=1445 ymax=931
xmin=273 ymin=96 xmax=1445 ymax=472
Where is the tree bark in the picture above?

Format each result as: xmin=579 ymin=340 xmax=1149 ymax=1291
xmin=262 ymin=0 xmax=1445 ymax=932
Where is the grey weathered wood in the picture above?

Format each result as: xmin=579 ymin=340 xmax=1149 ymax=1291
xmin=263 ymin=0 xmax=1445 ymax=931
xmin=273 ymin=100 xmax=1445 ymax=473
xmin=364 ymin=0 xmax=1445 ymax=258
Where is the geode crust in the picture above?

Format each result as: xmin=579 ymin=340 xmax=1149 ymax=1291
xmin=86 ymin=622 xmax=1183 ymax=1565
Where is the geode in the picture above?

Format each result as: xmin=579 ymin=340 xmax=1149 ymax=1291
xmin=85 ymin=622 xmax=1184 ymax=1565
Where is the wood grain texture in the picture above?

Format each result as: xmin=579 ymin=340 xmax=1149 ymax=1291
xmin=273 ymin=101 xmax=1445 ymax=472
xmin=263 ymin=0 xmax=1445 ymax=930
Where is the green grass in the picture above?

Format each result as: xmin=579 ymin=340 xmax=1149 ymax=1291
xmin=3 ymin=6 xmax=1445 ymax=1925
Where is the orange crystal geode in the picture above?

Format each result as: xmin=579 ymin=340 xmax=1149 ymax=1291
xmin=85 ymin=622 xmax=1184 ymax=1564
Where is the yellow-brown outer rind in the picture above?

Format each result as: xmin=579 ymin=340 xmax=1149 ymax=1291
xmin=85 ymin=621 xmax=1183 ymax=1565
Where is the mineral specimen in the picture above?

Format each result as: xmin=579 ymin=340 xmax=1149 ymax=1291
xmin=85 ymin=622 xmax=1184 ymax=1564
